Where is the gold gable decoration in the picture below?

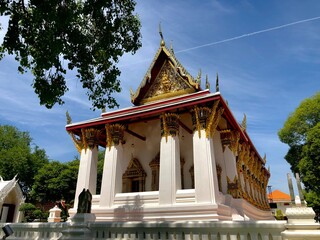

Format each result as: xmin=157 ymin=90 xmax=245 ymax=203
xmin=130 ymin=40 xmax=201 ymax=106
xmin=142 ymin=60 xmax=195 ymax=103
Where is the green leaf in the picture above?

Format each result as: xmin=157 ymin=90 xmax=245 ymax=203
xmin=0 ymin=0 xmax=141 ymax=110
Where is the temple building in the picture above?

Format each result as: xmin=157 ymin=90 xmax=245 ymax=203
xmin=268 ymin=189 xmax=291 ymax=218
xmin=0 ymin=176 xmax=24 ymax=223
xmin=66 ymin=36 xmax=273 ymax=221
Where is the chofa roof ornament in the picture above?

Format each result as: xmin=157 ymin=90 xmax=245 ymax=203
xmin=159 ymin=23 xmax=165 ymax=47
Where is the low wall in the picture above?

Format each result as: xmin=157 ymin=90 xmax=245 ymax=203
xmin=0 ymin=222 xmax=64 ymax=239
xmin=90 ymin=221 xmax=285 ymax=240
xmin=1 ymin=218 xmax=319 ymax=240
xmin=1 ymin=220 xmax=285 ymax=240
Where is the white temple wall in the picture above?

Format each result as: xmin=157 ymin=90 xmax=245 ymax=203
xmin=179 ymin=113 xmax=194 ymax=190
xmin=0 ymin=181 xmax=24 ymax=223
xmin=223 ymin=147 xmax=237 ymax=180
xmin=4 ymin=190 xmax=20 ymax=223
xmin=117 ymin=113 xmax=195 ymax=192
xmin=212 ymin=132 xmax=228 ymax=194
xmin=179 ymin=129 xmax=193 ymax=189
xmin=122 ymin=119 xmax=161 ymax=191
xmin=3 ymin=191 xmax=15 ymax=204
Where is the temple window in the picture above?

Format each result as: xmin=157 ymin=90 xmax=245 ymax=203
xmin=149 ymin=153 xmax=160 ymax=191
xmin=122 ymin=157 xmax=146 ymax=193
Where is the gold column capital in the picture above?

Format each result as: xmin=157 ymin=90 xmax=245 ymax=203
xmin=190 ymin=100 xmax=224 ymax=138
xmin=105 ymin=124 xmax=126 ymax=150
xmin=160 ymin=112 xmax=180 ymax=142
xmin=220 ymin=129 xmax=240 ymax=155
xmin=68 ymin=128 xmax=102 ymax=153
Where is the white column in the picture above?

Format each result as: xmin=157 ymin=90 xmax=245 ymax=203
xmin=159 ymin=135 xmax=181 ymax=205
xmin=99 ymin=124 xmax=125 ymax=208
xmin=193 ymin=129 xmax=219 ymax=204
xmin=100 ymin=144 xmax=123 ymax=207
xmin=74 ymin=146 xmax=98 ymax=209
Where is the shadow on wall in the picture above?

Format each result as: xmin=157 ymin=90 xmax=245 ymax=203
xmin=114 ymin=195 xmax=143 ymax=221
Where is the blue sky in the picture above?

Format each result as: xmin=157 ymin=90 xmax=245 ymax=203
xmin=0 ymin=1 xmax=320 ymax=194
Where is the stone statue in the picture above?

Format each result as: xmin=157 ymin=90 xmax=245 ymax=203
xmin=77 ymin=188 xmax=92 ymax=213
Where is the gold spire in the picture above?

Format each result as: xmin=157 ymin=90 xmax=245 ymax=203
xmin=66 ymin=111 xmax=72 ymax=125
xmin=216 ymin=73 xmax=220 ymax=92
xmin=205 ymin=74 xmax=210 ymax=90
xmin=170 ymin=40 xmax=173 ymax=52
xmin=130 ymin=87 xmax=134 ymax=98
xmin=196 ymin=69 xmax=202 ymax=85
xmin=159 ymin=23 xmax=165 ymax=47
xmin=241 ymin=113 xmax=247 ymax=130
xmin=263 ymin=153 xmax=267 ymax=164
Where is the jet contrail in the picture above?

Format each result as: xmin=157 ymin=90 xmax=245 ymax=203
xmin=176 ymin=16 xmax=320 ymax=53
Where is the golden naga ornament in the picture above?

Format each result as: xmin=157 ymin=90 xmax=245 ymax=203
xmin=68 ymin=128 xmax=101 ymax=153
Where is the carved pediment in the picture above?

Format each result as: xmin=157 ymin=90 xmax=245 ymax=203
xmin=131 ymin=45 xmax=200 ymax=105
xmin=123 ymin=157 xmax=146 ymax=178
xmin=149 ymin=152 xmax=160 ymax=169
xmin=142 ymin=60 xmax=195 ymax=103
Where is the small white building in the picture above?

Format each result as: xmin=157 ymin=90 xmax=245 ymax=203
xmin=0 ymin=176 xmax=24 ymax=223
xmin=268 ymin=189 xmax=292 ymax=218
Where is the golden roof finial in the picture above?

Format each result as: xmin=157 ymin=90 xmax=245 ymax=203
xmin=102 ymin=106 xmax=106 ymax=113
xmin=66 ymin=111 xmax=72 ymax=125
xmin=263 ymin=153 xmax=267 ymax=164
xmin=241 ymin=113 xmax=247 ymax=130
xmin=205 ymin=74 xmax=210 ymax=90
xmin=170 ymin=40 xmax=174 ymax=53
xmin=216 ymin=73 xmax=220 ymax=92
xmin=130 ymin=87 xmax=135 ymax=103
xmin=159 ymin=23 xmax=165 ymax=47
xmin=196 ymin=69 xmax=202 ymax=85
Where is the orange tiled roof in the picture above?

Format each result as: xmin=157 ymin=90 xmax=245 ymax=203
xmin=268 ymin=189 xmax=291 ymax=202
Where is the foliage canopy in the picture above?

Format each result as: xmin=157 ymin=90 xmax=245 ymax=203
xmin=278 ymin=92 xmax=320 ymax=216
xmin=0 ymin=125 xmax=49 ymax=195
xmin=278 ymin=92 xmax=320 ymax=172
xmin=30 ymin=151 xmax=104 ymax=204
xmin=0 ymin=0 xmax=141 ymax=110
